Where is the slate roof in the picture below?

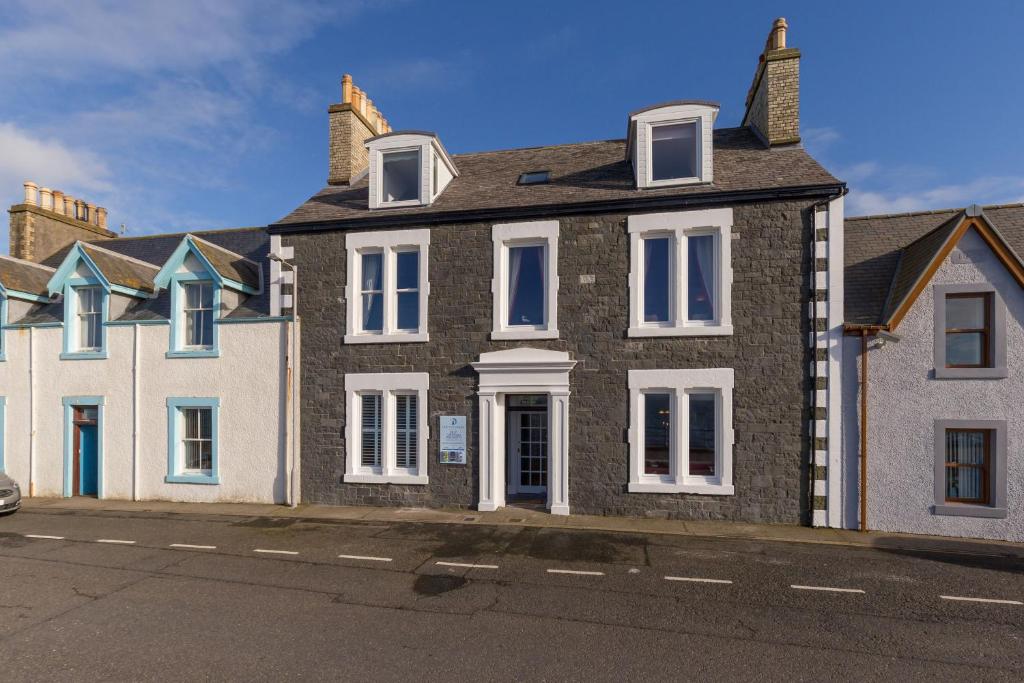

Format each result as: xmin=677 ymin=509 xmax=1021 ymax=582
xmin=845 ymin=203 xmax=1024 ymax=325
xmin=274 ymin=127 xmax=841 ymax=227
xmin=19 ymin=227 xmax=272 ymax=323
xmin=0 ymin=255 xmax=54 ymax=296
xmin=80 ymin=243 xmax=160 ymax=294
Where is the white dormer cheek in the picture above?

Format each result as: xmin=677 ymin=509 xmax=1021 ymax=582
xmin=366 ymin=132 xmax=458 ymax=210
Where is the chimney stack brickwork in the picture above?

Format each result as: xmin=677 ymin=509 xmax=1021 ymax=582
xmin=328 ymin=74 xmax=392 ymax=186
xmin=9 ymin=180 xmax=117 ymax=262
xmin=743 ymin=18 xmax=801 ymax=146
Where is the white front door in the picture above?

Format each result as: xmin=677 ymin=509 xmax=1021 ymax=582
xmin=508 ymin=410 xmax=548 ymax=495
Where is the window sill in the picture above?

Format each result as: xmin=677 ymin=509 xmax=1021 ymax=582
xmin=344 ymin=332 xmax=429 ymax=345
xmin=343 ymin=473 xmax=429 ymax=486
xmin=934 ymin=366 xmax=1008 ymax=379
xmin=491 ymin=328 xmax=559 ymax=341
xmin=166 ymin=348 xmax=221 ymax=359
xmin=165 ymin=474 xmax=220 ymax=485
xmin=628 ymin=324 xmax=733 ymax=338
xmin=628 ymin=481 xmax=734 ymax=495
xmin=60 ymin=351 xmax=109 ymax=361
xmin=373 ymin=199 xmax=426 ymax=210
xmin=931 ymin=503 xmax=1007 ymax=519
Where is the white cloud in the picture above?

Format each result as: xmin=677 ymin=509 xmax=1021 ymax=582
xmin=0 ymin=122 xmax=112 ymax=198
xmin=847 ymin=176 xmax=1024 ymax=216
xmin=802 ymin=126 xmax=840 ymax=154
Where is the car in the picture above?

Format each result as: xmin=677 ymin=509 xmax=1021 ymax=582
xmin=0 ymin=473 xmax=21 ymax=515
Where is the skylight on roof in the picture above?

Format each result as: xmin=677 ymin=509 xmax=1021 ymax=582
xmin=517 ymin=170 xmax=550 ymax=186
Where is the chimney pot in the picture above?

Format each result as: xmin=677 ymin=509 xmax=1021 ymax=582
xmin=74 ymin=199 xmax=85 ymax=221
xmin=771 ymin=17 xmax=788 ymax=50
xmin=39 ymin=187 xmax=53 ymax=210
xmin=342 ymin=74 xmax=353 ymax=103
xmin=86 ymin=202 xmax=96 ymax=224
xmin=63 ymin=194 xmax=75 ymax=216
xmin=97 ymin=207 xmax=108 ymax=229
xmin=23 ymin=181 xmax=38 ymax=206
xmin=52 ymin=190 xmax=65 ymax=215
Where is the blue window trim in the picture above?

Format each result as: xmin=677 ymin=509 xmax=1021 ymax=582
xmin=166 ymin=273 xmax=222 ymax=359
xmin=61 ymin=278 xmax=109 ymax=360
xmin=0 ymin=396 xmax=6 ymax=473
xmin=166 ymin=397 xmax=220 ymax=485
xmin=62 ymin=396 xmax=104 ymax=498
xmin=0 ymin=297 xmax=6 ymax=362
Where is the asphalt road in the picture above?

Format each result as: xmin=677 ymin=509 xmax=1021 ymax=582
xmin=0 ymin=508 xmax=1021 ymax=681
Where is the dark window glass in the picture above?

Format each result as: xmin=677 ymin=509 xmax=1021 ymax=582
xmin=945 ymin=294 xmax=990 ymax=367
xmin=651 ymin=121 xmax=698 ymax=181
xmin=361 ymin=252 xmax=383 ymax=332
xmin=507 ymin=245 xmax=545 ymax=326
xmin=382 ymin=150 xmax=420 ymax=202
xmin=688 ymin=393 xmax=716 ymax=476
xmin=643 ymin=237 xmax=670 ymax=322
xmin=518 ymin=171 xmax=550 ymax=185
xmin=945 ymin=429 xmax=990 ymax=504
xmin=396 ymin=250 xmax=419 ymax=330
xmin=687 ymin=234 xmax=715 ymax=321
xmin=644 ymin=393 xmax=671 ymax=475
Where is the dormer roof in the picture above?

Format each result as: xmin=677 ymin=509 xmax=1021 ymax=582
xmin=153 ymin=234 xmax=261 ymax=294
xmin=47 ymin=241 xmax=160 ymax=298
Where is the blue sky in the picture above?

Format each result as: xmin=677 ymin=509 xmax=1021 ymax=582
xmin=1 ymin=1 xmax=1022 ymax=255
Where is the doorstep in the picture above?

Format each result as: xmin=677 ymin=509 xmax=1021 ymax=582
xmin=17 ymin=497 xmax=1024 ymax=559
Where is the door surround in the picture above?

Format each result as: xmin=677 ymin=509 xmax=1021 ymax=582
xmin=62 ymin=396 xmax=105 ymax=498
xmin=472 ymin=348 xmax=575 ymax=515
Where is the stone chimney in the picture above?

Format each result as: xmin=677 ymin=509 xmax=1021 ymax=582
xmin=327 ymin=74 xmax=392 ymax=185
xmin=9 ymin=181 xmax=116 ymax=262
xmin=742 ymin=17 xmax=801 ymax=146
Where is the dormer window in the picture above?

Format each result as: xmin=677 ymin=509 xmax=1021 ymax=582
xmin=382 ymin=149 xmax=421 ymax=203
xmin=627 ymin=101 xmax=718 ymax=189
xmin=75 ymin=286 xmax=104 ymax=352
xmin=367 ymin=132 xmax=458 ymax=209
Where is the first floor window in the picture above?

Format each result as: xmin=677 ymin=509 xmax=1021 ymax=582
xmin=360 ymin=251 xmax=384 ymax=332
xmin=76 ymin=286 xmax=103 ymax=351
xmin=643 ymin=237 xmax=671 ymax=323
xmin=492 ymin=221 xmax=559 ymax=340
xmin=166 ymin=398 xmax=219 ymax=484
xmin=345 ymin=230 xmax=430 ymax=342
xmin=345 ymin=373 xmax=428 ymax=484
xmin=944 ymin=429 xmax=990 ymax=504
xmin=628 ymin=368 xmax=734 ymax=495
xmin=944 ymin=293 xmax=991 ymax=368
xmin=183 ymin=282 xmax=215 ymax=348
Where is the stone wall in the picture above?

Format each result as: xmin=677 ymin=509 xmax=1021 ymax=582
xmin=287 ymin=199 xmax=815 ymax=523
xmin=327 ymin=103 xmax=374 ymax=186
xmin=9 ymin=204 xmax=116 ymax=263
xmin=745 ymin=50 xmax=801 ymax=146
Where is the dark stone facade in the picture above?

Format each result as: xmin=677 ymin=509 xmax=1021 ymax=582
xmin=286 ymin=198 xmax=814 ymax=523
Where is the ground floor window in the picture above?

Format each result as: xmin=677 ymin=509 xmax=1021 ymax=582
xmin=628 ymin=368 xmax=734 ymax=495
xmin=166 ymin=398 xmax=219 ymax=484
xmin=933 ymin=419 xmax=1007 ymax=518
xmin=344 ymin=373 xmax=429 ymax=485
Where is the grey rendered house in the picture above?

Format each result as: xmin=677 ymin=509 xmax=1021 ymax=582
xmin=843 ymin=204 xmax=1024 ymax=541
xmin=271 ymin=19 xmax=849 ymax=525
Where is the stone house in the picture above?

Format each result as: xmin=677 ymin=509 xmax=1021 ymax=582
xmin=843 ymin=204 xmax=1024 ymax=541
xmin=271 ymin=18 xmax=848 ymax=524
xmin=0 ymin=186 xmax=298 ymax=504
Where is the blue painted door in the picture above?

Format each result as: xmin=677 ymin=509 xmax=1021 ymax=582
xmin=79 ymin=425 xmax=98 ymax=496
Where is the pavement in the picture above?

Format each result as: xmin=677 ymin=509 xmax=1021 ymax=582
xmin=0 ymin=499 xmax=1022 ymax=680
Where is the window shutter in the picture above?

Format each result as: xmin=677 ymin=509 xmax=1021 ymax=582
xmin=395 ymin=394 xmax=418 ymax=469
xmin=360 ymin=394 xmax=382 ymax=467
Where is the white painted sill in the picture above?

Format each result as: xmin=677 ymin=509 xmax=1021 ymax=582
xmin=343 ymin=473 xmax=429 ymax=486
xmin=628 ymin=324 xmax=733 ymax=338
xmin=641 ymin=176 xmax=707 ymax=189
xmin=628 ymin=482 xmax=735 ymax=495
xmin=491 ymin=328 xmax=559 ymax=341
xmin=344 ymin=332 xmax=429 ymax=345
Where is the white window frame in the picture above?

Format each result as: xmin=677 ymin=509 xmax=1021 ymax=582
xmin=628 ymin=208 xmax=733 ymax=337
xmin=377 ymin=147 xmax=423 ymax=208
xmin=491 ymin=220 xmax=559 ymax=340
xmin=647 ymin=119 xmax=702 ymax=187
xmin=344 ymin=229 xmax=430 ymax=344
xmin=76 ymin=285 xmax=104 ymax=351
xmin=344 ymin=373 xmax=429 ymax=485
xmin=627 ymin=368 xmax=734 ymax=495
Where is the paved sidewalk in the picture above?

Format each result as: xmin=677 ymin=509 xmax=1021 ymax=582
xmin=19 ymin=496 xmax=1024 ymax=559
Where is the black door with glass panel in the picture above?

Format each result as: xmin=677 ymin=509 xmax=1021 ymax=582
xmin=507 ymin=395 xmax=548 ymax=496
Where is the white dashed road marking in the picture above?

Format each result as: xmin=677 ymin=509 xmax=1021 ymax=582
xmin=170 ymin=544 xmax=217 ymax=550
xmin=24 ymin=534 xmax=64 ymax=540
xmin=940 ymin=595 xmax=1022 ymax=605
xmin=254 ymin=549 xmax=299 ymax=556
xmin=665 ymin=576 xmax=733 ymax=584
xmin=96 ymin=539 xmax=136 ymax=545
xmin=338 ymin=554 xmax=393 ymax=562
xmin=435 ymin=561 xmax=499 ymax=570
xmin=790 ymin=585 xmax=865 ymax=594
xmin=547 ymin=569 xmax=605 ymax=576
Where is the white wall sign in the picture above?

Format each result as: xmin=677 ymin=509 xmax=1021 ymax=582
xmin=439 ymin=416 xmax=467 ymax=464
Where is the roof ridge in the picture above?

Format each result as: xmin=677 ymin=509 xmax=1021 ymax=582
xmin=848 ymin=201 xmax=1024 ymax=222
xmin=79 ymin=241 xmax=161 ymax=271
xmin=0 ymin=253 xmax=56 ymax=271
xmin=86 ymin=226 xmax=265 ymax=244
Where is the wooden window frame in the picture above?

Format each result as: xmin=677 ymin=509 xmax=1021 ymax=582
xmin=944 ymin=292 xmax=992 ymax=369
xmin=944 ymin=428 xmax=991 ymax=505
